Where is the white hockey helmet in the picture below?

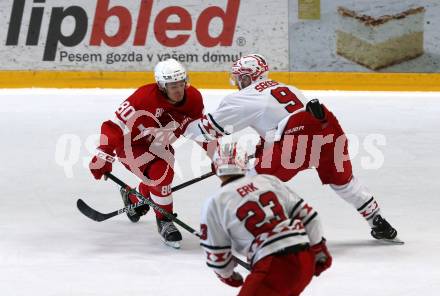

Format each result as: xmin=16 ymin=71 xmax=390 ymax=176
xmin=213 ymin=141 xmax=248 ymax=177
xmin=230 ymin=54 xmax=269 ymax=89
xmin=154 ymin=58 xmax=187 ymax=89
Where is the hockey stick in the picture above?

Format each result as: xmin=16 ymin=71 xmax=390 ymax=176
xmin=78 ymin=173 xmax=250 ymax=270
xmin=77 ymin=171 xmax=214 ymax=222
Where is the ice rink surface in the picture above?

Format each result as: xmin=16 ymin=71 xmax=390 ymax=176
xmin=1 ymin=88 xmax=439 ymax=295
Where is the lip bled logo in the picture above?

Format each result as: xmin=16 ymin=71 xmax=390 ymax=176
xmin=5 ymin=0 xmax=241 ymax=61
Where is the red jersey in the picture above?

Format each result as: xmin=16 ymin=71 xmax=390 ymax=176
xmin=98 ymin=83 xmax=204 ymax=153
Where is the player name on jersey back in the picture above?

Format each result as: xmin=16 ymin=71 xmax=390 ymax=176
xmin=202 ymin=175 xmax=311 ymax=267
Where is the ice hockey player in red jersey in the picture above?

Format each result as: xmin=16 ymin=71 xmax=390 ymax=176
xmin=89 ymin=59 xmax=204 ymax=248
xmin=200 ymin=141 xmax=332 ymax=296
xmin=186 ymin=54 xmax=401 ymax=244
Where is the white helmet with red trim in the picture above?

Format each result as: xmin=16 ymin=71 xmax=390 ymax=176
xmin=154 ymin=58 xmax=187 ymax=89
xmin=213 ymin=140 xmax=248 ymax=177
xmin=230 ymin=54 xmax=269 ymax=89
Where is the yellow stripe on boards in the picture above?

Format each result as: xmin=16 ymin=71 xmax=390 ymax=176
xmin=286 ymin=72 xmax=440 ymax=91
xmin=0 ymin=71 xmax=440 ymax=91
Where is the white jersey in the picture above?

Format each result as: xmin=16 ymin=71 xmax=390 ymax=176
xmin=184 ymin=80 xmax=310 ymax=142
xmin=200 ymin=174 xmax=323 ymax=277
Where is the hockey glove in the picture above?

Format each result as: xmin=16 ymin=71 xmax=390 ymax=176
xmin=216 ymin=271 xmax=243 ymax=287
xmin=89 ymin=149 xmax=115 ymax=180
xmin=310 ymin=238 xmax=332 ymax=276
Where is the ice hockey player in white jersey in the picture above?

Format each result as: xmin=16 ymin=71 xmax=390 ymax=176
xmin=186 ymin=54 xmax=402 ymax=244
xmin=200 ymin=141 xmax=332 ymax=296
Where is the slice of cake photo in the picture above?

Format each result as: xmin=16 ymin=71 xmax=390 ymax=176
xmin=336 ymin=2 xmax=425 ymax=70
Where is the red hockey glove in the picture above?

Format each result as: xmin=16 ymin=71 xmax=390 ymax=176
xmin=216 ymin=271 xmax=243 ymax=287
xmin=310 ymin=238 xmax=332 ymax=276
xmin=89 ymin=149 xmax=115 ymax=180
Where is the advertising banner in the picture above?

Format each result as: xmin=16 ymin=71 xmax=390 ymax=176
xmin=0 ymin=0 xmax=289 ymax=71
xmin=289 ymin=0 xmax=440 ymax=72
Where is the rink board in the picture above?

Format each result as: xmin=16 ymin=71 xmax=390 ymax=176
xmin=1 ymin=71 xmax=440 ymax=91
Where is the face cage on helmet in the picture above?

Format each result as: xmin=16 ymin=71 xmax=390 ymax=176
xmin=229 ymin=73 xmax=252 ymax=90
xmin=230 ymin=64 xmax=267 ymax=89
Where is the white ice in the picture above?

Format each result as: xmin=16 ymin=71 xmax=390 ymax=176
xmin=0 ymin=88 xmax=439 ymax=296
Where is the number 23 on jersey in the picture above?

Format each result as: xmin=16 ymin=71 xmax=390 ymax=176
xmin=236 ymin=191 xmax=287 ymax=237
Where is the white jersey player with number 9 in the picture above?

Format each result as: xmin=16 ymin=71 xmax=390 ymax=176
xmin=186 ymin=54 xmax=308 ymax=143
xmin=186 ymin=54 xmax=401 ymax=244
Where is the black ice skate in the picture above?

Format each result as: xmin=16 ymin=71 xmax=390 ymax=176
xmin=371 ymin=215 xmax=404 ymax=244
xmin=156 ymin=217 xmax=182 ymax=249
xmin=120 ymin=186 xmax=150 ymax=223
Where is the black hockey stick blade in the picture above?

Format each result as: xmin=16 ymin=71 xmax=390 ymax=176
xmin=77 ymin=199 xmax=118 ymax=222
xmin=77 ymin=172 xmax=215 ymax=222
